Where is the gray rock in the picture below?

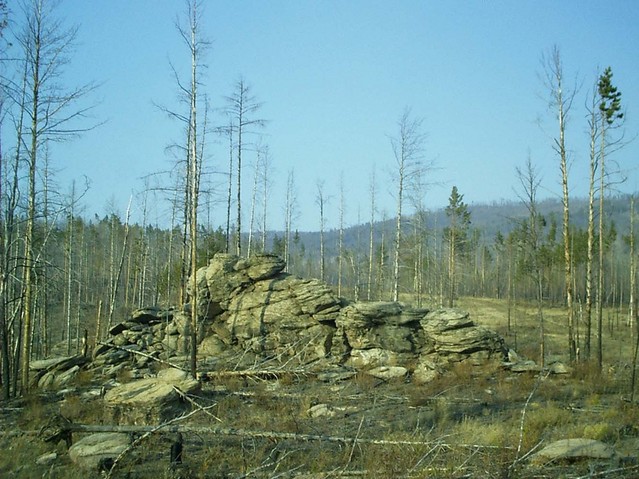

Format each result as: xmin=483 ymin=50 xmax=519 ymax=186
xmin=104 ymin=368 xmax=200 ymax=424
xmin=68 ymin=432 xmax=130 ymax=469
xmin=366 ymin=366 xmax=408 ymax=380
xmin=531 ymin=438 xmax=614 ymax=463
xmin=548 ymin=362 xmax=572 ymax=374
xmin=36 ymin=452 xmax=57 ymax=466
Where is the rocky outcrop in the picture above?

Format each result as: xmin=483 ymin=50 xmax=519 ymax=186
xmin=189 ymin=254 xmax=344 ymax=366
xmin=89 ymin=253 xmax=509 ymax=383
xmin=30 ymin=355 xmax=88 ymax=389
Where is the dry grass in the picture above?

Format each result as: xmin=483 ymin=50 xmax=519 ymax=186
xmin=4 ymin=296 xmax=639 ymax=478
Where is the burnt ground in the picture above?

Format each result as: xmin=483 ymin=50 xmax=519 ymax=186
xmin=4 ymin=297 xmax=639 ymax=478
xmin=2 ymin=358 xmax=639 ymax=479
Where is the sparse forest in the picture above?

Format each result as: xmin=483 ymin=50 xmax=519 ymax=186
xmin=0 ymin=0 xmax=637 ymax=399
xmin=3 ymin=3 xmax=639 ymax=477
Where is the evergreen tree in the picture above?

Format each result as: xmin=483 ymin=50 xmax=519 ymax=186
xmin=443 ymin=186 xmax=471 ymax=307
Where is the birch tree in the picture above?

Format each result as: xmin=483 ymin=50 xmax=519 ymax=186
xmin=542 ymin=46 xmax=577 ymax=361
xmin=7 ymin=0 xmax=97 ymax=392
xmin=283 ymin=169 xmax=297 ymax=272
xmin=390 ymin=108 xmax=426 ymax=302
xmin=224 ymin=79 xmax=265 ymax=256
xmin=516 ymin=157 xmax=546 ymax=366
xmin=584 ymin=83 xmax=599 ymax=360
xmin=316 ymin=180 xmax=327 ymax=281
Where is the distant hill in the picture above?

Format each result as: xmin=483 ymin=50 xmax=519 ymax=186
xmin=272 ymin=193 xmax=635 ymax=256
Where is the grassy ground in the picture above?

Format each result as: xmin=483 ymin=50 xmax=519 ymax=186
xmin=2 ymin=297 xmax=639 ymax=478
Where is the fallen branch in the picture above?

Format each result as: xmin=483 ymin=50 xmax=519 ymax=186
xmin=197 ymin=369 xmax=309 ymax=381
xmin=96 ymin=341 xmax=187 ymax=371
xmin=172 ymin=386 xmax=221 ymax=422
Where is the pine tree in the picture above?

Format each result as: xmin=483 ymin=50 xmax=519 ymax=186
xmin=443 ymin=186 xmax=471 ymax=307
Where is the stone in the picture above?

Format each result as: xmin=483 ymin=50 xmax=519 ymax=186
xmin=68 ymin=432 xmax=130 ymax=469
xmin=104 ymin=368 xmax=200 ymax=424
xmin=307 ymin=403 xmax=335 ymax=418
xmin=507 ymin=360 xmax=541 ymax=373
xmin=531 ymin=438 xmax=614 ymax=463
xmin=346 ymin=348 xmax=399 ymax=369
xmin=36 ymin=452 xmax=57 ymax=466
xmin=30 ymin=356 xmax=76 ymax=371
xmin=366 ymin=366 xmax=408 ymax=380
xmin=130 ymin=307 xmax=172 ymax=324
xmin=548 ymin=362 xmax=572 ymax=374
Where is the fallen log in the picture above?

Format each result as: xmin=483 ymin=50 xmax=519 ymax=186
xmin=64 ymin=422 xmax=512 ymax=449
xmin=197 ymin=369 xmax=309 ymax=381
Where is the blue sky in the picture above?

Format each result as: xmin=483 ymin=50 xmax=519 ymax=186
xmin=9 ymin=1 xmax=639 ymax=232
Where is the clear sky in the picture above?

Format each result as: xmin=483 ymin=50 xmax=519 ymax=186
xmin=10 ymin=0 xmax=639 ymax=232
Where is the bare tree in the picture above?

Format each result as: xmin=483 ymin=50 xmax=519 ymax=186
xmin=338 ymin=173 xmax=345 ymax=297
xmin=584 ymin=82 xmax=599 ymax=360
xmin=541 ymin=46 xmax=578 ymax=361
xmin=316 ymin=180 xmax=328 ymax=281
xmin=389 ymin=108 xmax=426 ymax=302
xmin=260 ymin=145 xmax=271 ymax=253
xmin=367 ymin=167 xmax=377 ymax=301
xmin=223 ymin=117 xmax=234 ymax=253
xmin=107 ymin=199 xmax=132 ymax=334
xmin=283 ymin=169 xmax=297 ymax=272
xmin=247 ymin=151 xmax=260 ymax=258
xmin=178 ymin=0 xmax=208 ymax=379
xmin=225 ymin=79 xmax=265 ymax=256
xmin=516 ymin=156 xmax=546 ymax=367
xmin=6 ymin=0 xmax=98 ymax=393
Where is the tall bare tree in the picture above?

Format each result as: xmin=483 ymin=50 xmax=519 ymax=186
xmin=390 ymin=108 xmax=426 ymax=302
xmin=179 ymin=0 xmax=208 ymax=379
xmin=259 ymin=144 xmax=271 ymax=254
xmin=338 ymin=173 xmax=345 ymax=297
xmin=283 ymin=169 xmax=297 ymax=272
xmin=316 ymin=180 xmax=328 ymax=281
xmin=7 ymin=0 xmax=97 ymax=393
xmin=225 ymin=79 xmax=265 ymax=256
xmin=541 ymin=46 xmax=578 ymax=361
xmin=584 ymin=81 xmax=600 ymax=360
xmin=367 ymin=167 xmax=377 ymax=301
xmin=516 ymin=157 xmax=546 ymax=366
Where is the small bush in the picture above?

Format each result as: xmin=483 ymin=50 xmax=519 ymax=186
xmin=521 ymin=403 xmax=573 ymax=448
xmin=583 ymin=422 xmax=617 ymax=442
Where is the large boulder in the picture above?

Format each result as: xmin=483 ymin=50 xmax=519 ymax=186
xmin=421 ymin=308 xmax=508 ymax=361
xmin=337 ymin=302 xmax=424 ymax=353
xmin=531 ymin=438 xmax=615 ymax=463
xmin=68 ymin=432 xmax=130 ymax=469
xmin=104 ymin=368 xmax=200 ymax=424
xmin=189 ymin=254 xmax=343 ymax=365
